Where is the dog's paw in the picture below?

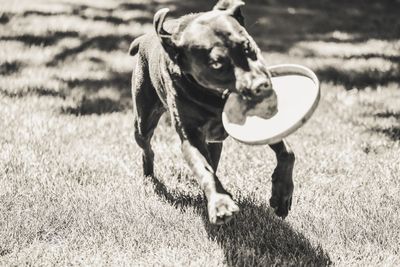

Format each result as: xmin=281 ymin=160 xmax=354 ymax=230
xmin=208 ymin=193 xmax=239 ymax=225
xmin=269 ymin=181 xmax=293 ymax=219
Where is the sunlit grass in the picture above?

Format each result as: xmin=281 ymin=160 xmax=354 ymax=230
xmin=1 ymin=0 xmax=399 ymax=265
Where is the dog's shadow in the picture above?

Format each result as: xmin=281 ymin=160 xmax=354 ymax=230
xmin=148 ymin=175 xmax=331 ymax=266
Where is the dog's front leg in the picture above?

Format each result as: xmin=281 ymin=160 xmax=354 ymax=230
xmin=269 ymin=139 xmax=295 ymax=218
xmin=181 ymin=137 xmax=239 ymax=224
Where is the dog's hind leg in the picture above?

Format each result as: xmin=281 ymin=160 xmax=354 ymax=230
xmin=269 ymin=139 xmax=295 ymax=218
xmin=132 ymin=59 xmax=165 ymax=177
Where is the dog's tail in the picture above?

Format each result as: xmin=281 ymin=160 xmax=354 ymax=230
xmin=128 ymin=35 xmax=144 ymax=56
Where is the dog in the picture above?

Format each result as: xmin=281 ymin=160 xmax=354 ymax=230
xmin=129 ymin=0 xmax=295 ymax=225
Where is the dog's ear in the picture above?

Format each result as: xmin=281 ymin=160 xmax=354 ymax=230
xmin=154 ymin=8 xmax=171 ymax=42
xmin=154 ymin=8 xmax=181 ymax=60
xmin=213 ymin=0 xmax=245 ymax=26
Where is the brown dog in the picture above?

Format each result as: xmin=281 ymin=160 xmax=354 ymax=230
xmin=129 ymin=0 xmax=294 ymax=224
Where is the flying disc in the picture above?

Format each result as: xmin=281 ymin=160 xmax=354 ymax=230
xmin=222 ymin=64 xmax=320 ymax=145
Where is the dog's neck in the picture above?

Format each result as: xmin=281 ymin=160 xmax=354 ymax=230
xmin=180 ymin=72 xmax=227 ymax=109
xmin=164 ymin=57 xmax=227 ymax=111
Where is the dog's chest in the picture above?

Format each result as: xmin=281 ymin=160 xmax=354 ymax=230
xmin=203 ymin=118 xmax=228 ymax=143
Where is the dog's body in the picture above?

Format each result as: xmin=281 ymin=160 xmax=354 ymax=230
xmin=130 ymin=0 xmax=295 ymax=224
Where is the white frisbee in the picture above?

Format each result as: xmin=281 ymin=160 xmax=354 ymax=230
xmin=222 ymin=64 xmax=320 ymax=145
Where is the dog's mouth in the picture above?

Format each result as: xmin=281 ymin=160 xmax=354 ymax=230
xmin=224 ymin=90 xmax=278 ymax=125
xmin=245 ymin=90 xmax=278 ymax=119
xmin=237 ymin=87 xmax=274 ymax=101
xmin=224 ymin=80 xmax=278 ymax=125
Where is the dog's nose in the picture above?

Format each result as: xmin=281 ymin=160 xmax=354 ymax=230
xmin=241 ymin=86 xmax=274 ymax=100
xmin=236 ymin=74 xmax=274 ymax=99
xmin=253 ymin=77 xmax=272 ymax=91
xmin=249 ymin=78 xmax=273 ymax=99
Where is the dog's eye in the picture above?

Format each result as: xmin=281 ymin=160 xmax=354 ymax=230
xmin=210 ymin=61 xmax=223 ymax=70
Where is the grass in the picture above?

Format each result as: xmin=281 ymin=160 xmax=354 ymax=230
xmin=1 ymin=0 xmax=399 ymax=265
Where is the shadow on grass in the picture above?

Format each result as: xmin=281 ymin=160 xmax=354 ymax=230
xmin=316 ymin=66 xmax=400 ymax=89
xmin=245 ymin=0 xmax=400 ymax=50
xmin=46 ymin=34 xmax=138 ymax=66
xmin=0 ymin=31 xmax=79 ymax=46
xmin=0 ymin=61 xmax=24 ymax=75
xmin=8 ymin=0 xmax=400 ymax=54
xmin=148 ymin=175 xmax=331 ymax=266
xmin=69 ymin=3 xmax=153 ymax=25
xmin=60 ymin=71 xmax=131 ymax=91
xmin=370 ymin=126 xmax=400 ymax=142
xmin=339 ymin=54 xmax=400 ymax=64
xmin=17 ymin=6 xmax=153 ymax=25
xmin=360 ymin=110 xmax=400 ymax=142
xmin=117 ymin=2 xmax=158 ymax=12
xmin=61 ymin=97 xmax=123 ymax=115
xmin=59 ymin=71 xmax=132 ymax=115
xmin=39 ymin=0 xmax=200 ymax=66
xmin=5 ymin=0 xmax=399 ymax=108
xmin=22 ymin=10 xmax=68 ymax=17
xmin=50 ymin=0 xmax=399 ymax=92
xmin=0 ymin=86 xmax=65 ymax=98
xmin=0 ymin=13 xmax=12 ymax=24
xmin=374 ymin=111 xmax=400 ymax=120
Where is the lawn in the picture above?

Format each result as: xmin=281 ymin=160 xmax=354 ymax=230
xmin=0 ymin=0 xmax=399 ymax=265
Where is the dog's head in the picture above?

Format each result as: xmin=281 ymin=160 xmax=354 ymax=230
xmin=155 ymin=0 xmax=275 ymax=104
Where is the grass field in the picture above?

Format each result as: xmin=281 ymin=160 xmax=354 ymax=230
xmin=1 ymin=0 xmax=399 ymax=265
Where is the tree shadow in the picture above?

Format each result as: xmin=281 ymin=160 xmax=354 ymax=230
xmin=6 ymin=0 xmax=398 ymax=109
xmin=339 ymin=54 xmax=400 ymax=64
xmin=246 ymin=0 xmax=399 ymax=51
xmin=149 ymin=0 xmax=400 ymax=52
xmin=118 ymin=0 xmax=400 ymax=91
xmin=0 ymin=31 xmax=79 ymax=46
xmin=18 ymin=4 xmax=153 ymax=25
xmin=8 ymin=0 xmax=400 ymax=55
xmin=59 ymin=71 xmax=132 ymax=115
xmin=316 ymin=66 xmax=400 ymax=89
xmin=0 ymin=86 xmax=65 ymax=98
xmin=117 ymin=2 xmax=158 ymax=12
xmin=373 ymin=111 xmax=400 ymax=120
xmin=46 ymin=34 xmax=138 ymax=66
xmin=61 ymin=97 xmax=124 ymax=115
xmin=117 ymin=0 xmax=214 ymax=17
xmin=22 ymin=10 xmax=68 ymax=16
xmin=69 ymin=3 xmax=153 ymax=25
xmin=59 ymin=71 xmax=131 ymax=96
xmin=370 ymin=126 xmax=400 ymax=141
xmin=0 ymin=12 xmax=12 ymax=24
xmin=367 ymin=111 xmax=400 ymax=141
xmin=46 ymin=34 xmax=136 ymax=66
xmin=78 ymin=14 xmax=125 ymax=24
xmin=0 ymin=61 xmax=24 ymax=75
xmin=148 ymin=174 xmax=332 ymax=266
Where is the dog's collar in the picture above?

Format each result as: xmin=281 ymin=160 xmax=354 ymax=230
xmin=179 ymin=72 xmax=231 ymax=101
